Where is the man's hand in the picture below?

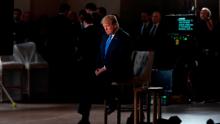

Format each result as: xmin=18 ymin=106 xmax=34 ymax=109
xmin=95 ymin=66 xmax=107 ymax=76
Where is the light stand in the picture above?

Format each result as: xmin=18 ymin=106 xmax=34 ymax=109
xmin=0 ymin=57 xmax=16 ymax=108
xmin=192 ymin=0 xmax=197 ymax=15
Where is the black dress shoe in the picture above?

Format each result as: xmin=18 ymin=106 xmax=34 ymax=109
xmin=78 ymin=119 xmax=90 ymax=124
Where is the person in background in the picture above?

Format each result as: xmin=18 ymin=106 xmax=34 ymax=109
xmin=193 ymin=7 xmax=216 ymax=103
xmin=147 ymin=11 xmax=170 ymax=68
xmin=47 ymin=3 xmax=75 ymax=100
xmin=77 ymin=13 xmax=101 ymax=124
xmin=13 ymin=8 xmax=25 ymax=43
xmin=134 ymin=10 xmax=152 ymax=51
xmin=21 ymin=11 xmax=35 ymax=41
xmin=97 ymin=6 xmax=107 ymax=19
xmin=196 ymin=7 xmax=214 ymax=49
xmin=84 ymin=2 xmax=97 ymax=15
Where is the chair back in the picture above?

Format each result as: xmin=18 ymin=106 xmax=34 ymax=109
xmin=131 ymin=51 xmax=154 ymax=88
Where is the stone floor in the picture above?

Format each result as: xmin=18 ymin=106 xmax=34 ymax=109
xmin=0 ymin=101 xmax=220 ymax=124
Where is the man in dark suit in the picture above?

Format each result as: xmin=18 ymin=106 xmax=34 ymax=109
xmin=95 ymin=14 xmax=133 ymax=114
xmin=47 ymin=3 xmax=75 ymax=100
xmin=147 ymin=11 xmax=170 ymax=68
xmin=77 ymin=13 xmax=101 ymax=124
xmin=134 ymin=10 xmax=152 ymax=51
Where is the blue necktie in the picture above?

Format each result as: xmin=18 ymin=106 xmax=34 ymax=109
xmin=105 ymin=34 xmax=112 ymax=56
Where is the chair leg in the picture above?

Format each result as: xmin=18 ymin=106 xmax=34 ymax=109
xmin=117 ymin=101 xmax=121 ymax=124
xmin=147 ymin=93 xmax=151 ymax=123
xmin=157 ymin=93 xmax=162 ymax=119
xmin=138 ymin=94 xmax=142 ymax=123
xmin=153 ymin=93 xmax=157 ymax=124
xmin=134 ymin=90 xmax=138 ymax=124
xmin=104 ymin=100 xmax=108 ymax=124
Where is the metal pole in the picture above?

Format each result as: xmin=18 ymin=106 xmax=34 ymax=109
xmin=194 ymin=0 xmax=197 ymax=16
xmin=0 ymin=57 xmax=16 ymax=108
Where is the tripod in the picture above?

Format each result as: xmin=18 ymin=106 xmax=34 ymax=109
xmin=0 ymin=57 xmax=16 ymax=108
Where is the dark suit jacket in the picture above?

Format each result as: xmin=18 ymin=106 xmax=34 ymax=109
xmin=78 ymin=24 xmax=101 ymax=79
xmin=147 ymin=23 xmax=168 ymax=50
xmin=135 ymin=22 xmax=152 ymax=50
xmin=97 ymin=28 xmax=133 ymax=82
xmin=146 ymin=23 xmax=171 ymax=69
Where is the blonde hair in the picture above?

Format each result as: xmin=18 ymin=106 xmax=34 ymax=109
xmin=101 ymin=15 xmax=119 ymax=28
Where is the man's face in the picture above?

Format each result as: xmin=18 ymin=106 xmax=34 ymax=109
xmin=102 ymin=22 xmax=115 ymax=35
xmin=152 ymin=12 xmax=161 ymax=24
xmin=200 ymin=10 xmax=210 ymax=20
xmin=141 ymin=12 xmax=150 ymax=22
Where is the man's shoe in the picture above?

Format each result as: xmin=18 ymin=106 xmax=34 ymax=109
xmin=78 ymin=119 xmax=90 ymax=124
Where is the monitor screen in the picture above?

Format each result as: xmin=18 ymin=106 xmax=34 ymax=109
xmin=164 ymin=14 xmax=196 ymax=48
xmin=164 ymin=14 xmax=196 ymax=34
xmin=177 ymin=17 xmax=194 ymax=31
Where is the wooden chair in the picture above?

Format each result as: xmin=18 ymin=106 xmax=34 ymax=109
xmin=104 ymin=50 xmax=155 ymax=124
xmin=132 ymin=51 xmax=155 ymax=124
xmin=133 ymin=50 xmax=164 ymax=124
